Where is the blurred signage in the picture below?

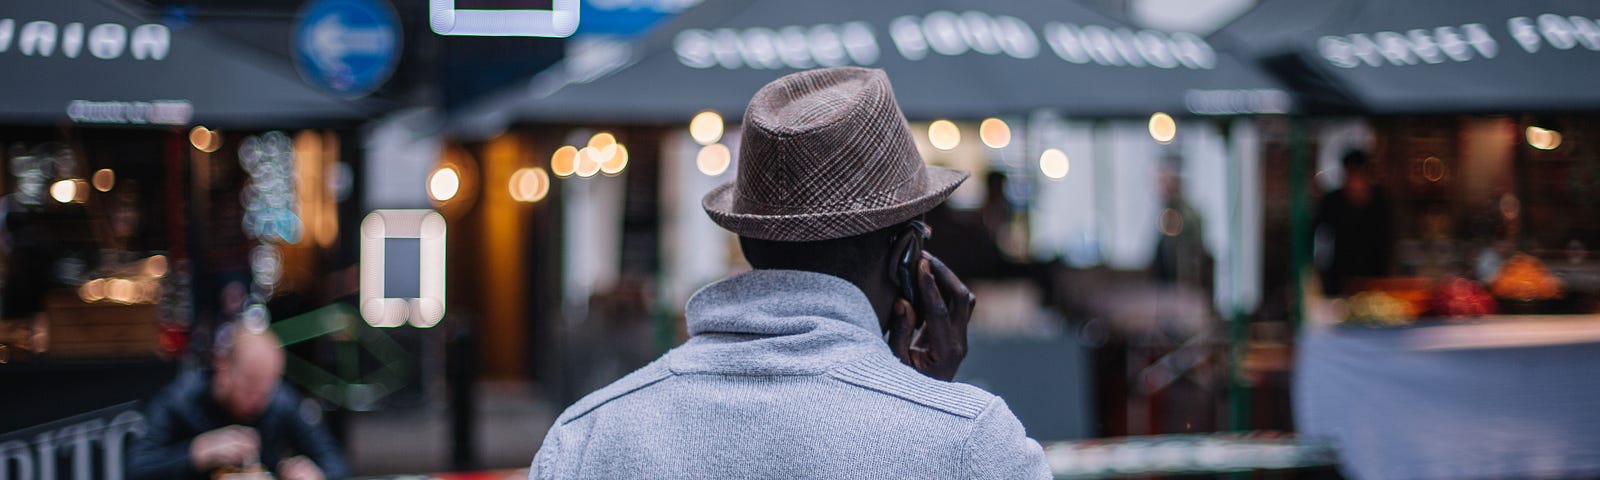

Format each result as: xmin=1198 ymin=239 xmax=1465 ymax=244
xmin=672 ymin=11 xmax=1217 ymax=71
xmin=0 ymin=402 xmax=145 ymax=480
xmin=293 ymin=0 xmax=401 ymax=97
xmin=577 ymin=0 xmax=702 ymax=37
xmin=430 ymin=0 xmax=580 ymax=37
xmin=1184 ymin=89 xmax=1292 ymax=115
xmin=0 ymin=18 xmax=170 ymax=60
xmin=65 ymin=99 xmax=192 ymax=125
xmin=1319 ymin=13 xmax=1600 ymax=68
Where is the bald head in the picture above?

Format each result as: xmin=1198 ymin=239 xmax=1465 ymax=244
xmin=212 ymin=326 xmax=285 ymax=422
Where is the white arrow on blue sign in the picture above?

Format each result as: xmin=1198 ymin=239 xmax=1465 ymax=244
xmin=294 ymin=0 xmax=401 ymax=98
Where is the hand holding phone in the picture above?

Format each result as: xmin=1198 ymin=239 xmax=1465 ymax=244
xmin=887 ymin=252 xmax=975 ymax=381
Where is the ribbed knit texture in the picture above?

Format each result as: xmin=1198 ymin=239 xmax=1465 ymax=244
xmin=530 ymin=269 xmax=1049 ymax=479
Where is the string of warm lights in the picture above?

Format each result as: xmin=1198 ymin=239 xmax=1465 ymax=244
xmin=460 ymin=110 xmax=1194 ymax=194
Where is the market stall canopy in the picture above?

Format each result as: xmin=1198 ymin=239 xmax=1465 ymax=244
xmin=465 ymin=0 xmax=1288 ymax=127
xmin=0 ymin=0 xmax=382 ymax=128
xmin=1214 ymin=0 xmax=1600 ymax=114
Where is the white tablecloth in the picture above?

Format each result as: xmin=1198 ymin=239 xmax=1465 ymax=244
xmin=1294 ymin=317 xmax=1600 ymax=480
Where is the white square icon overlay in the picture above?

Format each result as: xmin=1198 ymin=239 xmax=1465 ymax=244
xmin=361 ymin=209 xmax=447 ymax=328
xmin=429 ymin=0 xmax=580 ymax=37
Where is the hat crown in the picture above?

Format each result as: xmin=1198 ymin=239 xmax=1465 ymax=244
xmin=735 ymin=67 xmax=922 ymax=211
xmin=702 ymin=67 xmax=967 ymax=242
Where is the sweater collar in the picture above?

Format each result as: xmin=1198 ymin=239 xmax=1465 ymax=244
xmin=669 ymin=269 xmax=890 ymax=375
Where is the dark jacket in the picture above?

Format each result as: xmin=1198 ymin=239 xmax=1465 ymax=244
xmin=1314 ymin=188 xmax=1393 ymax=295
xmin=126 ymin=369 xmax=349 ymax=480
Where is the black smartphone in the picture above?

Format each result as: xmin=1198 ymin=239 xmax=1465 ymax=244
xmin=892 ymin=220 xmax=930 ymax=306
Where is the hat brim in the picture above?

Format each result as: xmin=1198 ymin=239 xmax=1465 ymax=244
xmin=702 ymin=166 xmax=969 ymax=242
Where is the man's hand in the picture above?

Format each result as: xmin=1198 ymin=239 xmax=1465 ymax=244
xmin=189 ymin=426 xmax=259 ymax=472
xmin=888 ymin=253 xmax=975 ymax=381
xmin=278 ymin=456 xmax=326 ymax=480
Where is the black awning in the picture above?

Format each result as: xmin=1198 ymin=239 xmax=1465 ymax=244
xmin=1214 ymin=0 xmax=1600 ymax=114
xmin=0 ymin=0 xmax=382 ymax=128
xmin=476 ymin=0 xmax=1286 ymax=124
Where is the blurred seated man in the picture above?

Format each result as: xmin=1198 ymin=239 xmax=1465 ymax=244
xmin=530 ymin=67 xmax=1048 ymax=479
xmin=129 ymin=321 xmax=348 ymax=480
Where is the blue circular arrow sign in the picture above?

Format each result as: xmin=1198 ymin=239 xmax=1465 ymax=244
xmin=294 ymin=0 xmax=400 ymax=97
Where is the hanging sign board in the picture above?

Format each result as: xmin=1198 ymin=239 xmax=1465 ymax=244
xmin=293 ymin=0 xmax=401 ymax=97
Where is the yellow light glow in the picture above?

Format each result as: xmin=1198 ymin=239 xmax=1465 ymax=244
xmin=551 ymin=145 xmax=578 ymax=177
xmin=697 ymin=143 xmax=731 ymax=176
xmin=50 ymin=180 xmax=76 ymax=204
xmin=1149 ymin=112 xmax=1177 ymax=144
xmin=510 ymin=167 xmax=551 ymax=203
xmin=576 ymin=147 xmax=603 ymax=177
xmin=428 ymin=167 xmax=460 ymax=202
xmin=92 ymin=169 xmax=115 ymax=192
xmin=79 ymin=278 xmax=106 ymax=302
xmin=189 ymin=126 xmax=220 ymax=153
xmin=107 ymin=278 xmax=135 ymax=304
xmin=929 ymin=120 xmax=961 ymax=151
xmin=979 ymin=118 xmax=1011 ymax=149
xmin=72 ymin=179 xmax=89 ymax=203
xmin=1040 ymin=148 xmax=1070 ymax=179
xmin=1526 ymin=126 xmax=1562 ymax=150
xmin=145 ymin=255 xmax=169 ymax=278
xmin=601 ymin=144 xmax=629 ymax=175
xmin=587 ymin=132 xmax=617 ymax=150
xmin=690 ymin=111 xmax=724 ymax=145
xmin=136 ymin=279 xmax=160 ymax=303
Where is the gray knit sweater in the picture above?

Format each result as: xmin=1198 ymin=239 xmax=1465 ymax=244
xmin=530 ymin=269 xmax=1050 ymax=479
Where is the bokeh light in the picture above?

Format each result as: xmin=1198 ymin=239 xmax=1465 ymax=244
xmin=79 ymin=278 xmax=106 ymax=302
xmin=1040 ymin=149 xmax=1070 ymax=179
xmin=980 ymin=118 xmax=1011 ymax=149
xmin=576 ymin=147 xmax=603 ymax=177
xmin=510 ymin=167 xmax=551 ymax=203
xmin=145 ymin=255 xmax=169 ymax=278
xmin=1160 ymin=208 xmax=1184 ymax=236
xmin=50 ymin=179 xmax=76 ymax=204
xmin=601 ymin=144 xmax=629 ymax=175
xmin=428 ymin=166 xmax=460 ymax=202
xmin=189 ymin=126 xmax=221 ymax=153
xmin=587 ymin=132 xmax=616 ymax=150
xmin=929 ymin=120 xmax=961 ymax=151
xmin=551 ymin=145 xmax=578 ymax=177
xmin=697 ymin=143 xmax=731 ymax=176
xmin=1422 ymin=156 xmax=1445 ymax=182
xmin=1526 ymin=126 xmax=1562 ymax=150
xmin=107 ymin=278 xmax=136 ymax=304
xmin=92 ymin=169 xmax=115 ymax=192
xmin=1149 ymin=112 xmax=1177 ymax=144
xmin=690 ymin=111 xmax=724 ymax=145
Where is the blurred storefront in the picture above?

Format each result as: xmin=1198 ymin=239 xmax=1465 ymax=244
xmin=0 ymin=0 xmax=381 ymax=468
xmin=448 ymin=0 xmax=1292 ymax=443
xmin=1218 ymin=0 xmax=1600 ymax=478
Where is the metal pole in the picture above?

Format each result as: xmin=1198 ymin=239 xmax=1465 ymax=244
xmin=1222 ymin=119 xmax=1251 ymax=433
xmin=1290 ymin=117 xmax=1310 ymax=330
xmin=448 ymin=320 xmax=476 ymax=471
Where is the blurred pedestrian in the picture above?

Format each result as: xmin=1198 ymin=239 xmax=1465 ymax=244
xmin=1314 ymin=150 xmax=1393 ymax=295
xmin=1150 ymin=153 xmax=1212 ymax=291
xmin=128 ymin=321 xmax=348 ymax=480
xmin=531 ymin=67 xmax=1048 ymax=479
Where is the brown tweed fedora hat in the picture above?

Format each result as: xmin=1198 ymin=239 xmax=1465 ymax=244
xmin=702 ymin=67 xmax=968 ymax=242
